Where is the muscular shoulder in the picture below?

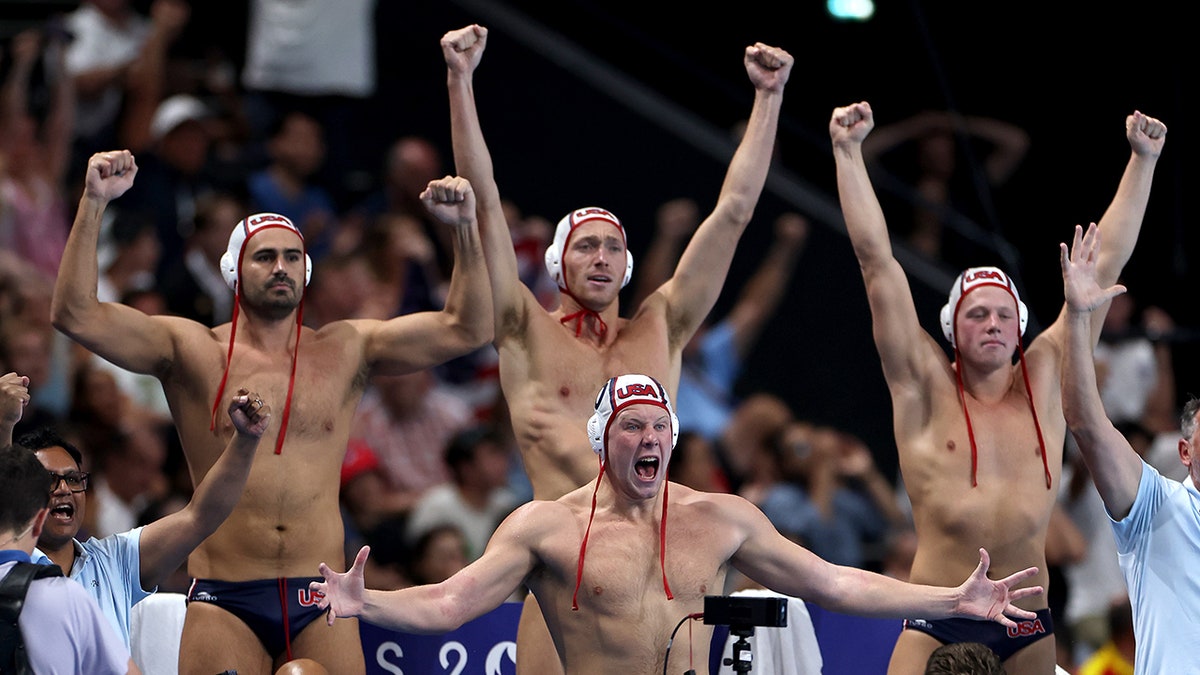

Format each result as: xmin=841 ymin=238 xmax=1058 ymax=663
xmin=499 ymin=499 xmax=575 ymax=543
xmin=672 ymin=485 xmax=758 ymax=526
xmin=155 ymin=315 xmax=222 ymax=373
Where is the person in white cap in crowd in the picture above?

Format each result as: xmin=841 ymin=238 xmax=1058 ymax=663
xmin=311 ymin=373 xmax=1045 ymax=674
xmin=828 ymin=100 xmax=1166 ymax=675
xmin=1060 ymin=224 xmax=1198 ymax=673
xmin=439 ymin=24 xmax=792 ymax=672
xmin=120 ymin=93 xmax=218 ymax=277
xmin=50 ymin=149 xmax=493 ymax=674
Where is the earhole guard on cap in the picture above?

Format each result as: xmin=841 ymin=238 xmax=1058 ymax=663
xmin=219 ymin=212 xmax=312 ymax=291
xmin=587 ymin=374 xmax=679 ymax=462
xmin=939 ymin=266 xmax=1028 ymax=347
xmin=544 ymin=207 xmax=634 ymax=291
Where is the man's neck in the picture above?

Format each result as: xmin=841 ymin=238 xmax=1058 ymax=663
xmin=40 ymin=540 xmax=76 ymax=574
xmin=554 ymin=293 xmax=619 ymax=344
xmin=238 ymin=303 xmax=302 ymax=348
xmin=956 ymin=360 xmax=1017 ymax=404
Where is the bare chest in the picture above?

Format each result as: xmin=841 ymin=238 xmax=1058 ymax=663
xmin=523 ymin=315 xmax=674 ymax=416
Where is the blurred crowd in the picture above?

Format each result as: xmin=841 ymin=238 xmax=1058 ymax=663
xmin=0 ymin=3 xmax=1187 ymax=673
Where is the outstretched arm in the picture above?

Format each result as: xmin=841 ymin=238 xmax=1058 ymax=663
xmin=441 ymin=25 xmax=532 ymax=342
xmin=657 ymin=43 xmax=793 ymax=344
xmin=313 ymin=502 xmax=543 ymax=632
xmin=729 ymin=497 xmax=1041 ymax=626
xmin=1060 ymin=224 xmax=1144 ymax=519
xmin=830 ymin=102 xmax=934 ymax=391
xmin=137 ymin=389 xmax=269 ymax=588
xmin=354 ymin=176 xmax=493 ymax=371
xmin=51 ymin=151 xmax=186 ymax=376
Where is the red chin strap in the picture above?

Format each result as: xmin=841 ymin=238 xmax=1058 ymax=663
xmin=572 ymin=458 xmax=673 ymax=611
xmin=952 ymin=343 xmax=1052 ymax=489
xmin=558 ymin=288 xmax=608 ymax=339
xmin=209 ymin=293 xmax=303 ymax=455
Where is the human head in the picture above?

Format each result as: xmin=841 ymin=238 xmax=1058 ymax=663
xmin=544 ymin=207 xmax=634 ymax=294
xmin=939 ymin=266 xmax=1028 ymax=349
xmin=1179 ymin=396 xmax=1200 ymax=485
xmin=267 ymin=111 xmax=326 ymax=179
xmin=220 ymin=213 xmax=312 ymax=292
xmin=19 ymin=427 xmax=87 ymax=549
xmin=103 ymin=423 xmax=168 ymax=502
xmin=407 ymin=525 xmax=468 ymax=585
xmin=386 ymin=136 xmax=442 ymax=199
xmin=668 ymin=431 xmax=724 ymax=492
xmin=192 ymin=192 xmax=248 ymax=266
xmin=444 ymin=426 xmax=510 ymax=490
xmin=924 ymin=641 xmax=1005 ymax=675
xmin=0 ymin=444 xmax=52 ymax=545
xmin=587 ymin=374 xmax=678 ymax=464
xmin=151 ymin=94 xmax=212 ymax=175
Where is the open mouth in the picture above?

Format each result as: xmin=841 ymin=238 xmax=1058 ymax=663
xmin=635 ymin=457 xmax=660 ymax=480
xmin=50 ymin=503 xmax=74 ymax=522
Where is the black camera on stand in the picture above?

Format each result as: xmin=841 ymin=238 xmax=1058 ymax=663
xmin=703 ymin=595 xmax=788 ymax=673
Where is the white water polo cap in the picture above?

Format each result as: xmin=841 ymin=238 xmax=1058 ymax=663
xmin=939 ymin=266 xmax=1028 ymax=348
xmin=219 ymin=213 xmax=312 ymax=290
xmin=587 ymin=374 xmax=679 ymax=462
xmin=544 ymin=207 xmax=634 ymax=291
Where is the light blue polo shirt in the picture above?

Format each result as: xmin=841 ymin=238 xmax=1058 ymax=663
xmin=1109 ymin=463 xmax=1200 ymax=674
xmin=32 ymin=526 xmax=154 ymax=647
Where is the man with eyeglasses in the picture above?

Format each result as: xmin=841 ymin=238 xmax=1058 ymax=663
xmin=0 ymin=443 xmax=138 ymax=674
xmin=10 ymin=386 xmax=270 ymax=647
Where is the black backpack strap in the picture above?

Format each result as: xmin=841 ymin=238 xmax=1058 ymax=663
xmin=1 ymin=562 xmax=64 ymax=672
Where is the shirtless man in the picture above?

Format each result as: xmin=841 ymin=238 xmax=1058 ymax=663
xmin=828 ymin=101 xmax=1165 ymax=673
xmin=311 ymin=373 xmax=1043 ymax=675
xmin=440 ymin=25 xmax=790 ymax=670
xmin=51 ymin=150 xmax=492 ymax=674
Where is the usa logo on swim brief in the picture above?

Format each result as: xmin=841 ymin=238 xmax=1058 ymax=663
xmin=298 ymin=588 xmax=325 ymax=607
xmin=1006 ymin=618 xmax=1046 ymax=638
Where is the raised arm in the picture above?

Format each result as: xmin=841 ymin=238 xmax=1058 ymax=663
xmin=441 ymin=25 xmax=533 ymax=342
xmin=629 ymin=198 xmax=700 ymax=308
xmin=657 ymin=43 xmax=792 ymax=344
xmin=1094 ymin=112 xmax=1166 ymax=287
xmin=0 ymin=372 xmax=30 ymax=447
xmin=724 ymin=212 xmax=808 ymax=358
xmin=313 ymin=501 xmax=545 ymax=632
xmin=1037 ymin=113 xmax=1167 ymax=363
xmin=137 ymin=389 xmax=268 ymax=588
xmin=50 ymin=151 xmax=186 ymax=376
xmin=1059 ymin=224 xmax=1144 ymax=519
xmin=728 ymin=495 xmax=1041 ymax=626
xmin=354 ymin=176 xmax=492 ymax=371
xmin=861 ymin=110 xmax=1029 ymax=185
xmin=830 ymin=102 xmax=934 ymax=389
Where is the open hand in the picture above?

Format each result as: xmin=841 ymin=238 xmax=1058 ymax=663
xmin=311 ymin=545 xmax=370 ymax=626
xmin=1060 ymin=223 xmax=1125 ymax=314
xmin=955 ymin=548 xmax=1043 ymax=628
